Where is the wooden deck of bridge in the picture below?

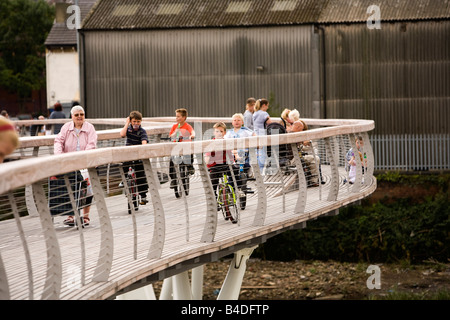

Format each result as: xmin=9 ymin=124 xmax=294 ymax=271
xmin=0 ymin=165 xmax=376 ymax=300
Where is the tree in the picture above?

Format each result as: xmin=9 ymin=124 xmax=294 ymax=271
xmin=0 ymin=0 xmax=55 ymax=98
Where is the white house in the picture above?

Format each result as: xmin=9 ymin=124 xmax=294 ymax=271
xmin=44 ymin=0 xmax=97 ymax=114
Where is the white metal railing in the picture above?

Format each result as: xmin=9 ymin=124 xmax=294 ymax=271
xmin=371 ymin=133 xmax=450 ymax=171
xmin=0 ymin=118 xmax=376 ymax=300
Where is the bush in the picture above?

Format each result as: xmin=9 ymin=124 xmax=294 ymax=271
xmin=254 ymin=174 xmax=450 ymax=263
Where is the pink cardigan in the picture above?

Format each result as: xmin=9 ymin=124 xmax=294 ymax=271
xmin=54 ymin=121 xmax=97 ymax=154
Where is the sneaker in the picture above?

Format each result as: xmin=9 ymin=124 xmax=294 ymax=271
xmin=140 ymin=197 xmax=148 ymax=205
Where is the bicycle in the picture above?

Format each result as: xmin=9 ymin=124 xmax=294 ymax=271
xmin=171 ymin=154 xmax=191 ymax=198
xmin=216 ymin=171 xmax=240 ymax=224
xmin=168 ymin=133 xmax=194 ymax=199
xmin=119 ymin=165 xmax=140 ymax=214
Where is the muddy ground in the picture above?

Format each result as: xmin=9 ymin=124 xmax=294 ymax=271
xmin=153 ymin=259 xmax=450 ymax=300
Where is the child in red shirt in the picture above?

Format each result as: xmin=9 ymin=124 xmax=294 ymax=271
xmin=205 ymin=122 xmax=241 ymax=203
xmin=169 ymin=108 xmax=196 ymax=188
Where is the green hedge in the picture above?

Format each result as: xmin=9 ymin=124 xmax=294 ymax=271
xmin=253 ymin=173 xmax=450 ymax=263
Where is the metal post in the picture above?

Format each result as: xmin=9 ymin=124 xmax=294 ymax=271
xmin=290 ymin=143 xmax=307 ymax=214
xmin=142 ymin=159 xmax=166 ymax=259
xmin=8 ymin=192 xmax=34 ymax=299
xmin=325 ymin=137 xmax=339 ymax=201
xmin=32 ymin=181 xmax=62 ymax=299
xmin=217 ymin=246 xmax=258 ymax=300
xmin=159 ymin=277 xmax=173 ymax=300
xmin=249 ymin=148 xmax=267 ymax=226
xmin=197 ymin=153 xmax=218 ymax=243
xmin=191 ymin=265 xmax=204 ymax=300
xmin=89 ymin=167 xmax=114 ymax=282
xmin=173 ymin=271 xmax=193 ymax=300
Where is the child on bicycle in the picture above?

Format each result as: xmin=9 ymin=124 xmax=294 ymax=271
xmin=224 ymin=113 xmax=255 ymax=167
xmin=120 ymin=110 xmax=149 ymax=205
xmin=169 ymin=108 xmax=196 ymax=189
xmin=205 ymin=122 xmax=242 ymax=206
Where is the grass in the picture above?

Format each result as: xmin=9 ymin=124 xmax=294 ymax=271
xmin=368 ymin=288 xmax=450 ymax=300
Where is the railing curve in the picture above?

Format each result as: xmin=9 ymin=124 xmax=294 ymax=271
xmin=0 ymin=117 xmax=375 ymax=300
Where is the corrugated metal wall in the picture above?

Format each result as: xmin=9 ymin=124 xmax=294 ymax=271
xmin=324 ymin=20 xmax=450 ymax=135
xmin=83 ymin=26 xmax=314 ymax=119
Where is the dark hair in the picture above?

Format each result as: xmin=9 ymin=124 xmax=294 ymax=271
xmin=129 ymin=110 xmax=143 ymax=120
xmin=54 ymin=102 xmax=62 ymax=111
xmin=176 ymin=108 xmax=188 ymax=118
xmin=246 ymin=97 xmax=256 ymax=105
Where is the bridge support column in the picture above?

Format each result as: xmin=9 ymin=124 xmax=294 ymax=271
xmin=158 ymin=265 xmax=204 ymax=300
xmin=217 ymin=246 xmax=258 ymax=300
xmin=191 ymin=265 xmax=204 ymax=300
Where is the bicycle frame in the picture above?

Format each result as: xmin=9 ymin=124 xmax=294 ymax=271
xmin=217 ymin=173 xmax=237 ymax=206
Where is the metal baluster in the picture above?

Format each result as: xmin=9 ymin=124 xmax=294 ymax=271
xmin=63 ymin=174 xmax=85 ymax=286
xmin=197 ymin=153 xmax=218 ymax=243
xmin=32 ymin=181 xmax=62 ymax=300
xmin=324 ymin=137 xmax=339 ymax=201
xmin=8 ymin=192 xmax=34 ymax=299
xmin=249 ymin=147 xmax=266 ymax=226
xmin=142 ymin=159 xmax=166 ymax=259
xmin=119 ymin=165 xmax=138 ymax=260
xmin=0 ymin=252 xmax=10 ymax=300
xmin=89 ymin=167 xmax=114 ymax=282
xmin=349 ymin=134 xmax=363 ymax=193
xmin=290 ymin=143 xmax=307 ymax=214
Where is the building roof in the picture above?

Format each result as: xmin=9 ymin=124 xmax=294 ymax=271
xmin=45 ymin=0 xmax=98 ymax=46
xmin=81 ymin=0 xmax=450 ymax=31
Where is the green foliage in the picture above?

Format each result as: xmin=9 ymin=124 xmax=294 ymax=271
xmin=254 ymin=174 xmax=450 ymax=264
xmin=267 ymin=91 xmax=282 ymax=118
xmin=0 ymin=0 xmax=55 ymax=97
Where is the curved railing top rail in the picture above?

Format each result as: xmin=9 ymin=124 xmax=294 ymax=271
xmin=13 ymin=117 xmax=373 ymax=148
xmin=1 ymin=118 xmax=373 ymax=195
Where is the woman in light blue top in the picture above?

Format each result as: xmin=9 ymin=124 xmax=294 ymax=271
xmin=252 ymin=98 xmax=271 ymax=136
xmin=252 ymin=99 xmax=272 ymax=172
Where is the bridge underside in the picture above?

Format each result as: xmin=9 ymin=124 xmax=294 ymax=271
xmin=0 ymin=164 xmax=375 ymax=300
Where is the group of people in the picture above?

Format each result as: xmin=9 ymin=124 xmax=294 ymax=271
xmin=1 ymin=99 xmax=366 ymax=226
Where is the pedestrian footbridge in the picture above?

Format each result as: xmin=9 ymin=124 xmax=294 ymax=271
xmin=0 ymin=117 xmax=376 ymax=300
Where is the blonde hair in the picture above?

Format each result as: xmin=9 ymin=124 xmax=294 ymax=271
xmin=213 ymin=122 xmax=227 ymax=131
xmin=281 ymin=108 xmax=291 ymax=120
xmin=288 ymin=109 xmax=300 ymax=122
xmin=0 ymin=117 xmax=19 ymax=149
xmin=255 ymin=98 xmax=269 ymax=111
xmin=232 ymin=113 xmax=244 ymax=122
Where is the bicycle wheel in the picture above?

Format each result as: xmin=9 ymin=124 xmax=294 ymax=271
xmin=222 ymin=184 xmax=238 ymax=224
